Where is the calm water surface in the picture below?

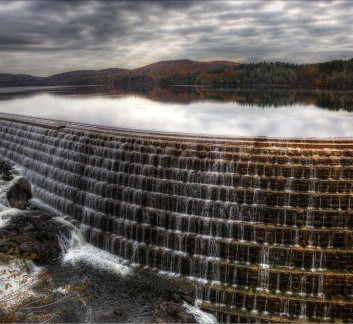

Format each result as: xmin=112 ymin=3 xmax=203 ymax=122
xmin=0 ymin=86 xmax=353 ymax=137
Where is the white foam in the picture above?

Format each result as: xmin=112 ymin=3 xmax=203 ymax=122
xmin=62 ymin=240 xmax=131 ymax=276
xmin=54 ymin=217 xmax=85 ymax=244
xmin=35 ymin=203 xmax=131 ymax=277
xmin=183 ymin=302 xmax=217 ymax=324
xmin=0 ymin=212 xmax=10 ymax=229
xmin=57 ymin=223 xmax=131 ymax=277
xmin=0 ymin=208 xmax=26 ymax=229
xmin=30 ymin=198 xmax=63 ymax=216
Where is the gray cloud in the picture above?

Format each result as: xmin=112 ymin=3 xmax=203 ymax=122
xmin=0 ymin=0 xmax=352 ymax=75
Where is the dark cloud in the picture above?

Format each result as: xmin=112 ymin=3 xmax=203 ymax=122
xmin=0 ymin=0 xmax=352 ymax=75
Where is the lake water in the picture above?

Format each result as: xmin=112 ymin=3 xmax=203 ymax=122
xmin=0 ymin=86 xmax=353 ymax=138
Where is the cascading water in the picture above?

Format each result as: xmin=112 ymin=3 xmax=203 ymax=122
xmin=0 ymin=113 xmax=353 ymax=322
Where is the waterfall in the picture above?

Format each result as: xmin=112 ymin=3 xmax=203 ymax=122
xmin=0 ymin=113 xmax=353 ymax=322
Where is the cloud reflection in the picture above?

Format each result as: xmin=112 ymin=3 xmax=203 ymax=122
xmin=0 ymin=90 xmax=352 ymax=138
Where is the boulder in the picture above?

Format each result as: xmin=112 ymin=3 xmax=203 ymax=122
xmin=0 ymin=161 xmax=61 ymax=264
xmin=151 ymin=301 xmax=197 ymax=323
xmin=0 ymin=212 xmax=61 ymax=264
xmin=113 ymin=307 xmax=125 ymax=317
xmin=6 ymin=178 xmax=32 ymax=209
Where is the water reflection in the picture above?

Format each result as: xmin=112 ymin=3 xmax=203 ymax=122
xmin=1 ymin=86 xmax=352 ymax=111
xmin=0 ymin=86 xmax=352 ymax=137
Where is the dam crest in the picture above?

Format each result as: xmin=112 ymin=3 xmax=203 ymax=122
xmin=0 ymin=113 xmax=353 ymax=322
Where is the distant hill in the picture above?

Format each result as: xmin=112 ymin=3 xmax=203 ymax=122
xmin=1 ymin=58 xmax=353 ymax=88
xmin=111 ymin=59 xmax=240 ymax=88
xmin=0 ymin=74 xmax=43 ymax=87
xmin=131 ymin=59 xmax=238 ymax=76
xmin=42 ymin=68 xmax=127 ymax=86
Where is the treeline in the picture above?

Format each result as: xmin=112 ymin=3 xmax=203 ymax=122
xmin=139 ymin=87 xmax=353 ymax=111
xmin=1 ymin=58 xmax=353 ymax=89
xmin=140 ymin=87 xmax=353 ymax=111
xmin=1 ymin=85 xmax=351 ymax=111
xmin=0 ymin=74 xmax=43 ymax=87
xmin=233 ymin=59 xmax=353 ymax=88
xmin=153 ymin=59 xmax=353 ymax=88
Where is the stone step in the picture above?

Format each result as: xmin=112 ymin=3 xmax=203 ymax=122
xmin=8 ymin=150 xmax=353 ymax=228
xmin=3 ymin=117 xmax=353 ymax=158
xmin=4 ymin=129 xmax=353 ymax=193
xmin=32 ymin=185 xmax=353 ymax=273
xmin=200 ymin=283 xmax=353 ymax=321
xmin=2 ymin=113 xmax=353 ymax=323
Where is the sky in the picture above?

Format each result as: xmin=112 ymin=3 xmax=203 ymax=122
xmin=0 ymin=0 xmax=353 ymax=76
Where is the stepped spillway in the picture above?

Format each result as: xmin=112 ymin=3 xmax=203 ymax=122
xmin=0 ymin=112 xmax=353 ymax=323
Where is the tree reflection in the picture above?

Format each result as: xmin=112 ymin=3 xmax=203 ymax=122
xmin=0 ymin=86 xmax=352 ymax=112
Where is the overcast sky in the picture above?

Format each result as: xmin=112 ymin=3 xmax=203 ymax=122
xmin=1 ymin=0 xmax=352 ymax=76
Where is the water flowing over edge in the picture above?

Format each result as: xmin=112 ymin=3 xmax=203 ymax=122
xmin=0 ymin=113 xmax=352 ymax=322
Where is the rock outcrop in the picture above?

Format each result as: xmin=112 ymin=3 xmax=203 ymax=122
xmin=0 ymin=212 xmax=61 ymax=264
xmin=151 ymin=301 xmax=198 ymax=323
xmin=6 ymin=177 xmax=32 ymax=209
xmin=0 ymin=160 xmax=61 ymax=264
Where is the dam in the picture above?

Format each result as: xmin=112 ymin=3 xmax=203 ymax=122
xmin=0 ymin=112 xmax=353 ymax=322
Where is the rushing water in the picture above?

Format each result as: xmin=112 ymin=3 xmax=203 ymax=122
xmin=1 ymin=114 xmax=353 ymax=322
xmin=0 ymin=86 xmax=353 ymax=137
xmin=1 ymin=87 xmax=353 ymax=322
xmin=50 ymin=231 xmax=214 ymax=323
xmin=0 ymin=171 xmax=215 ymax=323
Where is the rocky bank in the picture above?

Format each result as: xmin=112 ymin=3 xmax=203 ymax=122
xmin=0 ymin=160 xmax=62 ymax=264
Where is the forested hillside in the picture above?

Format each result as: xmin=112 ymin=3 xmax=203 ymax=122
xmin=0 ymin=74 xmax=43 ymax=87
xmin=192 ymin=59 xmax=353 ymax=88
xmin=1 ymin=58 xmax=353 ymax=88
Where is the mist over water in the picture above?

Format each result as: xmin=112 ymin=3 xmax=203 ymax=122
xmin=0 ymin=86 xmax=352 ymax=138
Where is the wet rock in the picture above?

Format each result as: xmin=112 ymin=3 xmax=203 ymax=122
xmin=0 ymin=162 xmax=62 ymax=264
xmin=0 ymin=212 xmax=61 ymax=264
xmin=98 ymin=311 xmax=116 ymax=322
xmin=6 ymin=178 xmax=32 ymax=209
xmin=0 ymin=161 xmax=12 ymax=177
xmin=152 ymin=318 xmax=169 ymax=324
xmin=57 ymin=308 xmax=81 ymax=323
xmin=2 ymin=174 xmax=13 ymax=182
xmin=113 ymin=307 xmax=125 ymax=317
xmin=170 ymin=288 xmax=194 ymax=305
xmin=150 ymin=301 xmax=197 ymax=323
xmin=23 ymin=224 xmax=35 ymax=231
